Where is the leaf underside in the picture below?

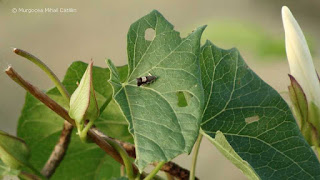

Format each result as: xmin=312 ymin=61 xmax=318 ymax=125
xmin=200 ymin=41 xmax=320 ymax=179
xmin=107 ymin=10 xmax=205 ymax=171
xmin=17 ymin=62 xmax=131 ymax=179
xmin=204 ymin=131 xmax=260 ymax=180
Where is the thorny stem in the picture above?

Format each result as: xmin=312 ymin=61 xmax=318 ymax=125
xmin=189 ymin=134 xmax=203 ymax=180
xmin=144 ymin=161 xmax=166 ymax=180
xmin=5 ymin=66 xmax=198 ymax=180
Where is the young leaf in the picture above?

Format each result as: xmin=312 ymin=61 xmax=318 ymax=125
xmin=0 ymin=130 xmax=30 ymax=169
xmin=17 ymin=62 xmax=131 ymax=179
xmin=200 ymin=41 xmax=320 ymax=179
xmin=69 ymin=61 xmax=99 ymax=128
xmin=107 ymin=10 xmax=205 ymax=171
xmin=203 ymin=131 xmax=259 ymax=180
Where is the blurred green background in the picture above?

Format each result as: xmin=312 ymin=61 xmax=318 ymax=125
xmin=0 ymin=0 xmax=319 ymax=179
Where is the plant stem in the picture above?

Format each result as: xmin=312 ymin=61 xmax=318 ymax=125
xmin=104 ymin=137 xmax=136 ymax=180
xmin=13 ymin=48 xmax=74 ymax=178
xmin=189 ymin=133 xmax=203 ymax=180
xmin=80 ymin=120 xmax=94 ymax=142
xmin=5 ymin=66 xmax=198 ymax=180
xmin=19 ymin=171 xmax=42 ymax=180
xmin=28 ymin=164 xmax=47 ymax=180
xmin=99 ymin=95 xmax=112 ymax=114
xmin=13 ymin=48 xmax=70 ymax=102
xmin=144 ymin=161 xmax=166 ymax=180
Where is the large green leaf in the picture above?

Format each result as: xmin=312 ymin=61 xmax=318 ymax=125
xmin=17 ymin=61 xmax=131 ymax=179
xmin=107 ymin=10 xmax=205 ymax=171
xmin=200 ymin=41 xmax=320 ymax=179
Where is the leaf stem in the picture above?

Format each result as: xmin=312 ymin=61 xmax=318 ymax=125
xmin=13 ymin=48 xmax=74 ymax=178
xmin=5 ymin=66 xmax=197 ymax=179
xmin=13 ymin=48 xmax=70 ymax=102
xmin=104 ymin=137 xmax=136 ymax=180
xmin=144 ymin=161 xmax=166 ymax=180
xmin=189 ymin=133 xmax=203 ymax=180
xmin=79 ymin=120 xmax=94 ymax=142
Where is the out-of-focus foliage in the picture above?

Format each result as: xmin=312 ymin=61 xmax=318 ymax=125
xmin=199 ymin=21 xmax=314 ymax=61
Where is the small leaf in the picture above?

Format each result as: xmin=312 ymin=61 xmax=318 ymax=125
xmin=288 ymin=74 xmax=308 ymax=122
xmin=0 ymin=130 xmax=30 ymax=169
xmin=17 ymin=62 xmax=131 ymax=179
xmin=200 ymin=41 xmax=320 ymax=179
xmin=203 ymin=131 xmax=260 ymax=180
xmin=288 ymin=75 xmax=319 ymax=146
xmin=69 ymin=61 xmax=99 ymax=125
xmin=107 ymin=10 xmax=205 ymax=171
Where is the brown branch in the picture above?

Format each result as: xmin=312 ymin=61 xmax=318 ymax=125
xmin=13 ymin=48 xmax=74 ymax=178
xmin=5 ymin=66 xmax=198 ymax=180
xmin=41 ymin=121 xmax=73 ymax=178
xmin=19 ymin=171 xmax=42 ymax=180
xmin=93 ymin=127 xmax=197 ymax=180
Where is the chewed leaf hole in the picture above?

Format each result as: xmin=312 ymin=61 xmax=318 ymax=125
xmin=145 ymin=28 xmax=155 ymax=41
xmin=245 ymin=115 xmax=260 ymax=124
xmin=177 ymin=91 xmax=193 ymax=107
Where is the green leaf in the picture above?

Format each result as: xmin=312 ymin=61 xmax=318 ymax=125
xmin=203 ymin=131 xmax=260 ymax=180
xmin=107 ymin=10 xmax=205 ymax=171
xmin=0 ymin=130 xmax=30 ymax=169
xmin=17 ymin=61 xmax=131 ymax=179
xmin=69 ymin=61 xmax=99 ymax=125
xmin=200 ymin=41 xmax=320 ymax=179
xmin=0 ymin=159 xmax=20 ymax=179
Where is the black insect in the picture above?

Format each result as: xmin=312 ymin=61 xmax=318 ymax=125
xmin=136 ymin=73 xmax=157 ymax=86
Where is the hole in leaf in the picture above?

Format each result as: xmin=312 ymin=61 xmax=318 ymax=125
xmin=177 ymin=91 xmax=193 ymax=107
xmin=145 ymin=28 xmax=155 ymax=41
xmin=245 ymin=115 xmax=259 ymax=124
